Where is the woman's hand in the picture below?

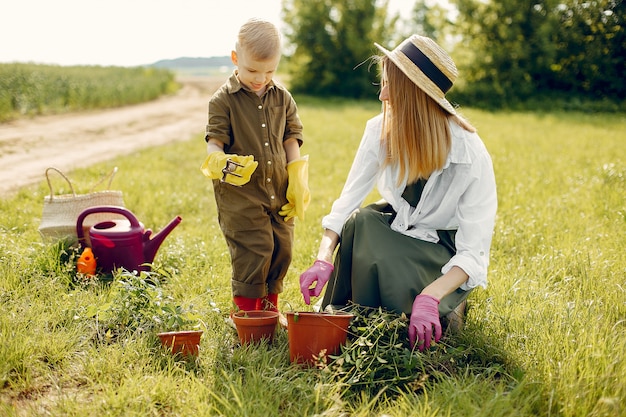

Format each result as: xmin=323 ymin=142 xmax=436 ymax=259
xmin=408 ymin=294 xmax=442 ymax=351
xmin=299 ymin=260 xmax=334 ymax=304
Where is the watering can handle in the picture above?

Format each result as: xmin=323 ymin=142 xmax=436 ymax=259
xmin=76 ymin=205 xmax=141 ymax=245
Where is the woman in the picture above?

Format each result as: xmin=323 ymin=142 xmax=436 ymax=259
xmin=299 ymin=35 xmax=497 ymax=351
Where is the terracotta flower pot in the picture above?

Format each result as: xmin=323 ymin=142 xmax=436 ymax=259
xmin=157 ymin=330 xmax=203 ymax=357
xmin=286 ymin=311 xmax=354 ymax=365
xmin=231 ymin=310 xmax=279 ymax=345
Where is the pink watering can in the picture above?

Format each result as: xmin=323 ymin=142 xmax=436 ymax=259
xmin=76 ymin=206 xmax=181 ymax=273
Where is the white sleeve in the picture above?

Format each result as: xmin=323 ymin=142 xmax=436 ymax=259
xmin=442 ymin=148 xmax=497 ymax=290
xmin=322 ymin=115 xmax=383 ymax=236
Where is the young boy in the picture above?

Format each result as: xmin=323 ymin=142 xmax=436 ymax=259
xmin=201 ymin=18 xmax=309 ymax=314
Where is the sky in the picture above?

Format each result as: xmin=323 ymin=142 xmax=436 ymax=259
xmin=1 ymin=0 xmax=410 ymax=67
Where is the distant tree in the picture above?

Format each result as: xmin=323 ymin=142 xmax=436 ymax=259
xmin=450 ymin=0 xmax=625 ymax=107
xmin=549 ymin=0 xmax=625 ymax=100
xmin=408 ymin=0 xmax=452 ymax=43
xmin=281 ymin=0 xmax=398 ymax=98
xmin=450 ymin=0 xmax=560 ymax=106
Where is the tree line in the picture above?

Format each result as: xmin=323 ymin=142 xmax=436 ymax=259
xmin=281 ymin=0 xmax=625 ymax=111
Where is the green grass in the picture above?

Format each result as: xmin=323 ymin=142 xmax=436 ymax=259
xmin=0 ymin=100 xmax=624 ymax=416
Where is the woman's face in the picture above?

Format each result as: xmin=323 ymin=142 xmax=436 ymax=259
xmin=379 ymin=84 xmax=389 ymax=102
xmin=379 ymin=65 xmax=389 ymax=102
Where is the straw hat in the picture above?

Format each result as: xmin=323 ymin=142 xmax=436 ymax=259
xmin=375 ymin=35 xmax=457 ymax=115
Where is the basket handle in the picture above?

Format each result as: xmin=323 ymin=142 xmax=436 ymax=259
xmin=45 ymin=167 xmax=76 ymax=201
xmin=88 ymin=166 xmax=119 ymax=192
xmin=44 ymin=167 xmax=119 ymax=200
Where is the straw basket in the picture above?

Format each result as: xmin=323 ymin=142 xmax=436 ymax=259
xmin=38 ymin=167 xmax=125 ymax=244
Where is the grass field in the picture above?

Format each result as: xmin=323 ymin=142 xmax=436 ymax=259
xmin=0 ymin=98 xmax=624 ymax=416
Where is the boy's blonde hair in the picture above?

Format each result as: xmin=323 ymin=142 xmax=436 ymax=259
xmin=380 ymin=56 xmax=475 ymax=184
xmin=236 ymin=18 xmax=281 ymax=60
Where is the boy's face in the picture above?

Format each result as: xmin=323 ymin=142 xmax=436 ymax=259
xmin=231 ymin=48 xmax=280 ymax=95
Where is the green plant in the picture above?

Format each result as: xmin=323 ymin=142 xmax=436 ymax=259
xmin=318 ymin=306 xmax=422 ymax=397
xmin=87 ymin=267 xmax=200 ymax=342
xmin=320 ymin=305 xmax=522 ymax=404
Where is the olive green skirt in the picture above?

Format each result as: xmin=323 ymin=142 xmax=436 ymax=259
xmin=321 ymin=201 xmax=469 ymax=316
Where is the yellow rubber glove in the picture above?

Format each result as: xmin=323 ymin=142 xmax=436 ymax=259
xmin=279 ymin=155 xmax=310 ymax=221
xmin=200 ymin=151 xmax=258 ymax=186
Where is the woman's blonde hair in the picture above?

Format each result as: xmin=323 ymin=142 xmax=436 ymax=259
xmin=236 ymin=18 xmax=281 ymax=61
xmin=380 ymin=56 xmax=475 ymax=184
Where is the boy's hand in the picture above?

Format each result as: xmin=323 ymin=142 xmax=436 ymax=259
xmin=279 ymin=155 xmax=310 ymax=221
xmin=200 ymin=151 xmax=258 ymax=186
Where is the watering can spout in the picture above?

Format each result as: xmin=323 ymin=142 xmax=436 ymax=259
xmin=143 ymin=216 xmax=182 ymax=264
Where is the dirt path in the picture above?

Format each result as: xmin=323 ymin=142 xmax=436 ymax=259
xmin=0 ymin=76 xmax=223 ymax=196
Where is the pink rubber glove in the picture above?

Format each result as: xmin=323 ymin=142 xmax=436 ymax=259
xmin=408 ymin=294 xmax=442 ymax=351
xmin=299 ymin=260 xmax=334 ymax=305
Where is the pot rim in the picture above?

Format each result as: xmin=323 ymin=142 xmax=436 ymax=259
xmin=285 ymin=311 xmax=354 ymax=317
xmin=231 ymin=310 xmax=279 ymax=319
xmin=157 ymin=330 xmax=204 ymax=337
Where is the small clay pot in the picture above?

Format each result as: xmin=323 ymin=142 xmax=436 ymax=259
xmin=286 ymin=311 xmax=354 ymax=365
xmin=157 ymin=330 xmax=203 ymax=357
xmin=231 ymin=310 xmax=279 ymax=345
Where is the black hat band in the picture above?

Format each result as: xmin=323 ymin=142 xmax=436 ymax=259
xmin=400 ymin=42 xmax=453 ymax=94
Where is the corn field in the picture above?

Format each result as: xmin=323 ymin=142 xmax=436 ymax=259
xmin=0 ymin=63 xmax=177 ymax=122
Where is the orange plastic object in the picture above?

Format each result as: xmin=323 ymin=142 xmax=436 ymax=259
xmin=286 ymin=311 xmax=353 ymax=365
xmin=157 ymin=330 xmax=203 ymax=357
xmin=77 ymin=247 xmax=97 ymax=276
xmin=231 ymin=311 xmax=279 ymax=345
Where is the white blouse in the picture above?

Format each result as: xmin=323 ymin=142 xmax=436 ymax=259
xmin=322 ymin=113 xmax=497 ymax=290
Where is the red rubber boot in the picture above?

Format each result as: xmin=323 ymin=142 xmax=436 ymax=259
xmin=261 ymin=293 xmax=279 ymax=311
xmin=261 ymin=293 xmax=287 ymax=328
xmin=233 ymin=296 xmax=259 ymax=312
